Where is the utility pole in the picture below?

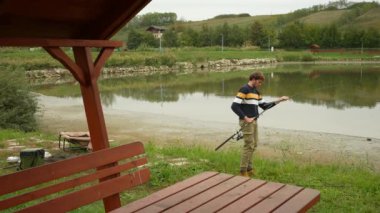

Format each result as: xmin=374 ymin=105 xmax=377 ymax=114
xmin=268 ymin=36 xmax=271 ymax=52
xmin=159 ymin=30 xmax=162 ymax=53
xmin=221 ymin=34 xmax=224 ymax=52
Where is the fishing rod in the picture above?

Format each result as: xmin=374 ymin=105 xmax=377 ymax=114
xmin=215 ymin=109 xmax=268 ymax=151
xmin=215 ymin=83 xmax=338 ymax=151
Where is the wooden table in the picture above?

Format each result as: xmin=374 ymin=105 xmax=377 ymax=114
xmin=111 ymin=171 xmax=320 ymax=213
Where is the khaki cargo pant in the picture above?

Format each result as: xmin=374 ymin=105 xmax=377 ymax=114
xmin=239 ymin=120 xmax=258 ymax=171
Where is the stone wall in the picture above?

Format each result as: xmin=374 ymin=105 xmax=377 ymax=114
xmin=26 ymin=58 xmax=277 ymax=79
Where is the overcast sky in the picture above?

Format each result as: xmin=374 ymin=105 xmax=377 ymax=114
xmin=138 ymin=0 xmax=378 ymax=21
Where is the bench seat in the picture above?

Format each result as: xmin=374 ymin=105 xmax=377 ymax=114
xmin=0 ymin=142 xmax=149 ymax=212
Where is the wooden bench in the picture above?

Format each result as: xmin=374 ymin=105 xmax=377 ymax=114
xmin=0 ymin=142 xmax=149 ymax=212
xmin=0 ymin=142 xmax=320 ymax=212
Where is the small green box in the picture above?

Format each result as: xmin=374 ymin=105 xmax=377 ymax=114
xmin=19 ymin=148 xmax=45 ymax=170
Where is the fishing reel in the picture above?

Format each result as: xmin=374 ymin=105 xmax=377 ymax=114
xmin=235 ymin=131 xmax=244 ymax=141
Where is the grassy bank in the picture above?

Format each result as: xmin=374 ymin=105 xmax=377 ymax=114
xmin=1 ymin=47 xmax=379 ymax=71
xmin=0 ymin=130 xmax=379 ymax=212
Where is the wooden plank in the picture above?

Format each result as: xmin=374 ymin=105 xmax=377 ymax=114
xmin=165 ymin=176 xmax=249 ymax=213
xmin=111 ymin=172 xmax=219 ymax=213
xmin=0 ymin=142 xmax=144 ymax=196
xmin=0 ymin=158 xmax=147 ymax=210
xmin=100 ymin=0 xmax=151 ymax=39
xmin=94 ymin=47 xmax=115 ymax=79
xmin=136 ymin=173 xmax=233 ymax=213
xmin=191 ymin=179 xmax=266 ymax=213
xmin=273 ymin=189 xmax=320 ymax=213
xmin=18 ymin=168 xmax=150 ymax=213
xmin=44 ymin=46 xmax=86 ymax=85
xmin=245 ymin=185 xmax=303 ymax=213
xmin=218 ymin=182 xmax=285 ymax=213
xmin=0 ymin=38 xmax=123 ymax=47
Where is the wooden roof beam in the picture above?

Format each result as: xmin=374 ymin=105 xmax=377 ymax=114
xmin=0 ymin=38 xmax=123 ymax=48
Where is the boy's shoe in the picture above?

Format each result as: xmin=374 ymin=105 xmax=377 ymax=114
xmin=247 ymin=168 xmax=255 ymax=177
xmin=240 ymin=171 xmax=249 ymax=177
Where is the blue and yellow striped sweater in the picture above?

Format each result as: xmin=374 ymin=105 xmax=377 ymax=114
xmin=231 ymin=84 xmax=275 ymax=119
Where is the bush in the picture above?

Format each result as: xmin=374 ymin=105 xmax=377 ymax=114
xmin=144 ymin=57 xmax=160 ymax=67
xmin=0 ymin=70 xmax=38 ymax=131
xmin=301 ymin=54 xmax=316 ymax=61
xmin=159 ymin=55 xmax=176 ymax=67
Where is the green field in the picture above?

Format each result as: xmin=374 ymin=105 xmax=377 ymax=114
xmin=1 ymin=47 xmax=379 ymax=72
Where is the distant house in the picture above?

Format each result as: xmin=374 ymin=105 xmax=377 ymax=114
xmin=146 ymin=26 xmax=165 ymax=39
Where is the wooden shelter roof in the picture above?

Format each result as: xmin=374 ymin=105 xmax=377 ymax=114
xmin=0 ymin=0 xmax=150 ymax=40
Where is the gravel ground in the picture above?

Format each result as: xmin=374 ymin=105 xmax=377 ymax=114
xmin=37 ymin=96 xmax=380 ymax=172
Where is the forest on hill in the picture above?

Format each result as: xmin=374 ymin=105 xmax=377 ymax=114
xmin=113 ymin=1 xmax=380 ymax=50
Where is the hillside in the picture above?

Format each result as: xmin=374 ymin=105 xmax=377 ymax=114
xmin=175 ymin=7 xmax=380 ymax=30
xmin=174 ymin=15 xmax=279 ymax=31
xmin=299 ymin=10 xmax=348 ymax=26
xmin=112 ymin=3 xmax=380 ymax=41
xmin=346 ymin=7 xmax=380 ymax=30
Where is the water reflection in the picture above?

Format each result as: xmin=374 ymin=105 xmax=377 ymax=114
xmin=94 ymin=64 xmax=380 ymax=109
xmin=33 ymin=63 xmax=380 ymax=138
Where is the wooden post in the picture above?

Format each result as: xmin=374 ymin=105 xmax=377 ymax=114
xmin=45 ymin=45 xmax=121 ymax=211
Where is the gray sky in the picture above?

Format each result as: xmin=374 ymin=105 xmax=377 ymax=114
xmin=138 ymin=0 xmax=378 ymax=21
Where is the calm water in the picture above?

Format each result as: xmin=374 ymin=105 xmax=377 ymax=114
xmin=34 ymin=63 xmax=380 ymax=138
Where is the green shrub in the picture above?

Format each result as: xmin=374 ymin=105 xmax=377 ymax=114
xmin=144 ymin=57 xmax=160 ymax=67
xmin=301 ymin=54 xmax=315 ymax=61
xmin=282 ymin=54 xmax=300 ymax=61
xmin=159 ymin=55 xmax=176 ymax=67
xmin=0 ymin=70 xmax=38 ymax=131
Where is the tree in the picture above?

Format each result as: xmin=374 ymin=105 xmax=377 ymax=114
xmin=363 ymin=28 xmax=380 ymax=48
xmin=127 ymin=29 xmax=156 ymax=49
xmin=278 ymin=22 xmax=307 ymax=48
xmin=0 ymin=70 xmax=37 ymax=131
xmin=249 ymin=21 xmax=267 ymax=47
xmin=179 ymin=28 xmax=199 ymax=47
xmin=320 ymin=24 xmax=341 ymax=48
xmin=162 ymin=29 xmax=178 ymax=47
xmin=229 ymin=24 xmax=245 ymax=47
xmin=127 ymin=29 xmax=142 ymax=49
xmin=341 ymin=28 xmax=364 ymax=48
xmin=198 ymin=24 xmax=214 ymax=47
xmin=140 ymin=12 xmax=177 ymax=26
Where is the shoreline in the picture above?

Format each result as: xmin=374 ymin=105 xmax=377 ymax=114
xmin=36 ymin=98 xmax=380 ymax=172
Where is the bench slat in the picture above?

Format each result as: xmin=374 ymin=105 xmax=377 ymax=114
xmin=273 ymin=189 xmax=320 ymax=213
xmin=218 ymin=182 xmax=284 ymax=213
xmin=112 ymin=171 xmax=219 ymax=213
xmin=0 ymin=142 xmax=144 ymax=196
xmin=245 ymin=185 xmax=303 ymax=213
xmin=190 ymin=179 xmax=266 ymax=213
xmin=0 ymin=158 xmax=147 ymax=210
xmin=165 ymin=176 xmax=249 ymax=213
xmin=18 ymin=168 xmax=150 ymax=213
xmin=136 ymin=173 xmax=233 ymax=213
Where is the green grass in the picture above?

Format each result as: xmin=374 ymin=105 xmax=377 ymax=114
xmin=0 ymin=130 xmax=379 ymax=212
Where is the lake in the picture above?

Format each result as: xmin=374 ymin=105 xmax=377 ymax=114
xmin=33 ymin=63 xmax=380 ymax=139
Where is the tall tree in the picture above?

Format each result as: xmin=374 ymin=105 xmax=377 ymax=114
xmin=162 ymin=29 xmax=178 ymax=47
xmin=249 ymin=21 xmax=266 ymax=47
xmin=278 ymin=22 xmax=307 ymax=48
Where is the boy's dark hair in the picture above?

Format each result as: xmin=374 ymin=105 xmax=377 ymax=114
xmin=249 ymin=72 xmax=265 ymax=81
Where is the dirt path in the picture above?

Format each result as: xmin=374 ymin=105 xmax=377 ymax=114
xmin=37 ymin=95 xmax=380 ymax=172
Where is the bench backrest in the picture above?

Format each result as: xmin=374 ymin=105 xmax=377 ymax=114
xmin=0 ymin=142 xmax=150 ymax=212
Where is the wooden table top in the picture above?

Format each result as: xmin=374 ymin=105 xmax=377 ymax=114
xmin=111 ymin=171 xmax=320 ymax=213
